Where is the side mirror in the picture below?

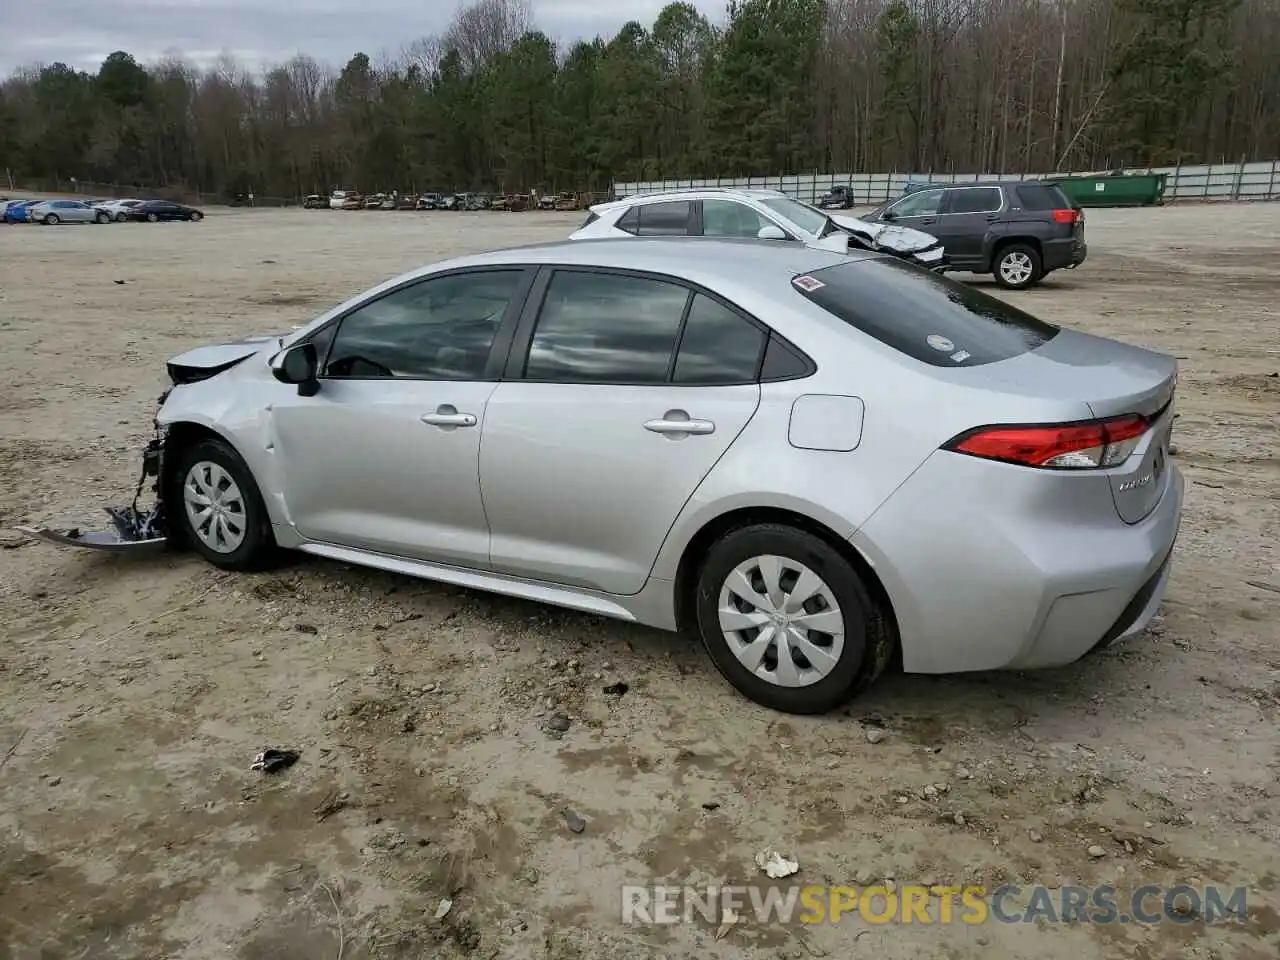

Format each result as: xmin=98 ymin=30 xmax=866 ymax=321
xmin=272 ymin=342 xmax=320 ymax=397
xmin=757 ymin=224 xmax=787 ymax=241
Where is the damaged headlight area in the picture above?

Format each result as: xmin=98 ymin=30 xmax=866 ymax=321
xmin=18 ymin=392 xmax=173 ymax=553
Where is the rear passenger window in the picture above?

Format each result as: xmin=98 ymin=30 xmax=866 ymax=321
xmin=793 ymin=259 xmax=1059 ymax=367
xmin=525 ymin=271 xmax=690 ymax=383
xmin=634 ymin=201 xmax=692 ymax=236
xmin=673 ymin=295 xmax=766 ymax=384
xmin=946 ymin=187 xmax=1001 ymax=214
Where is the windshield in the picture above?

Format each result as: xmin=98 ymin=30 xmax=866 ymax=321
xmin=760 ymin=197 xmax=830 ymax=237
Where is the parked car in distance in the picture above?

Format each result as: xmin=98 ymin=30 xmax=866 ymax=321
xmin=124 ymin=200 xmax=204 ymax=222
xmin=22 ymin=238 xmax=1182 ymax=716
xmin=862 ymin=181 xmax=1087 ymax=289
xmin=416 ymin=193 xmax=445 ymax=210
xmin=570 ymin=188 xmax=947 ymax=271
xmin=4 ymin=199 xmax=44 ymax=223
xmin=95 ymin=199 xmax=143 ymax=221
xmin=303 ymin=195 xmax=327 ymax=209
xmin=817 ymin=185 xmax=856 ymax=209
xmin=463 ymin=193 xmax=491 ymax=211
xmin=31 ymin=200 xmax=111 ymax=224
xmin=329 ymin=190 xmax=354 ymax=209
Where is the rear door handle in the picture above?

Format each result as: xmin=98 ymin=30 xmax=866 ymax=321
xmin=644 ymin=415 xmax=715 ymax=436
xmin=421 ymin=404 xmax=477 ymax=428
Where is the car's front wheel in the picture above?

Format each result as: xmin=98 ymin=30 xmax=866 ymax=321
xmin=95 ymin=212 xmax=109 ymax=223
xmin=146 ymin=212 xmax=159 ymax=222
xmin=994 ymin=243 xmax=1043 ymax=289
xmin=173 ymin=438 xmax=276 ymax=570
xmin=189 ymin=211 xmax=202 ymax=222
xmin=693 ymin=523 xmax=893 ymax=714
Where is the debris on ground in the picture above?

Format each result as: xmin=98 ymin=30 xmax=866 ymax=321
xmin=1087 ymin=844 xmax=1107 ymax=858
xmin=294 ymin=622 xmax=319 ymax=634
xmin=563 ymin=808 xmax=587 ymax=834
xmin=602 ymin=681 xmax=629 ymax=697
xmin=755 ymin=849 xmax=799 ymax=879
xmin=715 ymin=907 xmax=740 ymax=939
xmin=434 ymin=898 xmax=453 ymax=920
xmin=864 ymin=727 xmax=886 ymax=744
xmin=547 ymin=713 xmax=571 ymax=733
xmin=250 ymin=748 xmax=300 ymax=774
xmin=314 ymin=790 xmax=350 ymax=822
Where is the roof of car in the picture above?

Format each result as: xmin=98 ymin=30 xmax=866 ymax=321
xmin=592 ymin=188 xmax=789 ymax=212
xmin=435 ymin=237 xmax=874 ymax=278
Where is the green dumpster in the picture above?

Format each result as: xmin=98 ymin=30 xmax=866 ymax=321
xmin=1047 ymin=173 xmax=1167 ymax=208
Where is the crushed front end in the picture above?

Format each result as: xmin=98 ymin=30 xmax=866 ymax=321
xmin=17 ymin=391 xmax=172 ymax=553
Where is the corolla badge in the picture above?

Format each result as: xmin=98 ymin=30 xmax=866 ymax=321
xmin=1119 ymin=472 xmax=1154 ymax=492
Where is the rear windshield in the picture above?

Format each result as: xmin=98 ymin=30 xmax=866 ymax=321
xmin=1016 ymin=183 xmax=1074 ymax=210
xmin=793 ymin=259 xmax=1059 ymax=367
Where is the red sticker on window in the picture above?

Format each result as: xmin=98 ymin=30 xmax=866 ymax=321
xmin=792 ymin=275 xmax=825 ymax=292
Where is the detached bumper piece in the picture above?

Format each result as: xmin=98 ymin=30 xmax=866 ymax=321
xmin=17 ymin=437 xmax=168 ymax=554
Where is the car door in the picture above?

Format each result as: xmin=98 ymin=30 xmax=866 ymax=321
xmin=479 ymin=268 xmax=766 ymax=595
xmin=268 ymin=266 xmax=533 ymax=567
xmin=932 ymin=186 xmax=1003 ymax=268
xmin=873 ymin=188 xmax=945 ymax=233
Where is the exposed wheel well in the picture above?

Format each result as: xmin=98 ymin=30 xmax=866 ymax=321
xmin=160 ymin=422 xmax=227 ymax=498
xmin=990 ymin=236 xmax=1042 ymax=270
xmin=673 ymin=506 xmax=899 ymax=642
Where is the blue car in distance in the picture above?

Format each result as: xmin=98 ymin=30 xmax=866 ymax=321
xmin=3 ymin=199 xmax=45 ymax=223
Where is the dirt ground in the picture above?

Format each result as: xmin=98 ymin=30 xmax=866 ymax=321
xmin=0 ymin=204 xmax=1277 ymax=960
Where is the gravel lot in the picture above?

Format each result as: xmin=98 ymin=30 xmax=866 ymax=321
xmin=0 ymin=204 xmax=1277 ymax=960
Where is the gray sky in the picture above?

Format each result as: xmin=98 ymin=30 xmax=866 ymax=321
xmin=3 ymin=0 xmax=726 ymax=75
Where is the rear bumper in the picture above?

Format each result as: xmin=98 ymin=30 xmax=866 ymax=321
xmin=1044 ymin=237 xmax=1087 ymax=271
xmin=850 ymin=452 xmax=1184 ymax=674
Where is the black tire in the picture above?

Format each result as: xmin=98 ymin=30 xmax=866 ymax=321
xmin=171 ymin=437 xmax=276 ymax=571
xmin=692 ymin=523 xmax=894 ymax=714
xmin=189 ymin=211 xmax=202 ymax=221
xmin=95 ymin=212 xmax=108 ymax=223
xmin=146 ymin=212 xmax=158 ymax=222
xmin=115 ymin=212 xmax=128 ymax=222
xmin=44 ymin=214 xmax=59 ymax=225
xmin=993 ymin=242 xmax=1043 ymax=290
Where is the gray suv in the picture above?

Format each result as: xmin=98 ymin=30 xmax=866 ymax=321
xmin=864 ymin=181 xmax=1087 ymax=289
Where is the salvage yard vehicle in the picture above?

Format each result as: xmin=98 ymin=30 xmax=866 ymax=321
xmin=818 ymin=185 xmax=855 ymax=209
xmin=123 ymin=199 xmax=204 ymax=222
xmin=303 ymin=195 xmax=327 ymax=209
xmin=31 ymin=200 xmax=112 ymax=224
xmin=862 ymin=181 xmax=1087 ymax=289
xmin=95 ymin=198 xmax=144 ymax=221
xmin=20 ymin=238 xmax=1183 ymax=716
xmin=3 ymin=199 xmax=45 ymax=223
xmin=571 ymin=188 xmax=948 ymax=271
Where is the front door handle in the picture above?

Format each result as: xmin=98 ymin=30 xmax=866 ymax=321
xmin=918 ymin=217 xmax=937 ymax=225
xmin=644 ymin=411 xmax=715 ymax=436
xmin=421 ymin=404 xmax=477 ymax=428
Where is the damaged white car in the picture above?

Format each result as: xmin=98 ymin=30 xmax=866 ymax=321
xmin=571 ymin=188 xmax=947 ymax=271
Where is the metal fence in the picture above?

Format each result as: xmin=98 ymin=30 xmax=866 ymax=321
xmin=614 ymin=159 xmax=1280 ymax=205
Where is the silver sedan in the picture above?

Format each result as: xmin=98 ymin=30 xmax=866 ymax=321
xmin=23 ymin=239 xmax=1183 ymax=714
xmin=30 ymin=200 xmax=111 ymax=225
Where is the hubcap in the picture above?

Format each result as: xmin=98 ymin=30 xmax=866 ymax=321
xmin=183 ymin=461 xmax=246 ymax=553
xmin=1000 ymin=252 xmax=1033 ymax=285
xmin=717 ymin=555 xmax=845 ymax=688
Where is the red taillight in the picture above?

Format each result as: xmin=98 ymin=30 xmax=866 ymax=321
xmin=946 ymin=414 xmax=1150 ymax=469
xmin=1052 ymin=208 xmax=1079 ymax=224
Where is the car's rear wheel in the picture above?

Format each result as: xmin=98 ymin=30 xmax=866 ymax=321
xmin=693 ymin=523 xmax=893 ymax=714
xmin=994 ymin=243 xmax=1043 ymax=289
xmin=43 ymin=214 xmax=59 ymax=225
xmin=173 ymin=438 xmax=276 ymax=571
xmin=115 ymin=212 xmax=128 ymax=222
xmin=146 ymin=212 xmax=159 ymax=222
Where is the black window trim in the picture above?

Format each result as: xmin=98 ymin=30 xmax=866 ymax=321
xmin=293 ymin=264 xmax=537 ymax=383
xmin=503 ymin=264 xmax=814 ymax=386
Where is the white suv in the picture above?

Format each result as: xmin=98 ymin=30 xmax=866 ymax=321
xmin=570 ymin=188 xmax=946 ymax=269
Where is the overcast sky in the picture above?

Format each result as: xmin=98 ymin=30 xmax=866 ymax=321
xmin=4 ymin=0 xmax=727 ymax=75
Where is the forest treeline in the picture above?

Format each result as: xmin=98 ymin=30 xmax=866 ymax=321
xmin=2 ymin=0 xmax=1276 ymax=199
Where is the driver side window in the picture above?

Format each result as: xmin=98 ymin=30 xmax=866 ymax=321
xmin=701 ymin=199 xmax=780 ymax=239
xmin=324 ymin=269 xmax=524 ymax=379
xmin=888 ymin=189 xmax=944 ymax=218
